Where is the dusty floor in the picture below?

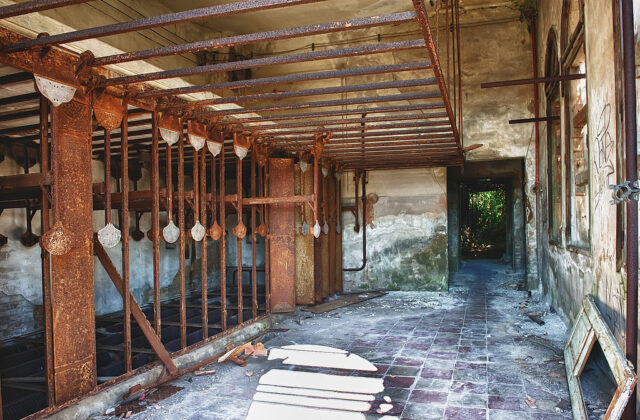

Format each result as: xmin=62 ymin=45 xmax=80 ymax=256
xmin=101 ymin=260 xmax=597 ymax=420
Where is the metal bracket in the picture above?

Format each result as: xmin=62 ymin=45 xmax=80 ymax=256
xmin=609 ymin=181 xmax=640 ymax=204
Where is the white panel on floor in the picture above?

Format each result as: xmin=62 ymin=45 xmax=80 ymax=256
xmin=269 ymin=348 xmax=377 ymax=371
xmin=253 ymin=391 xmax=371 ymax=412
xmin=256 ymin=385 xmax=375 ymax=401
xmin=259 ymin=369 xmax=384 ymax=394
xmin=246 ymin=401 xmax=366 ymax=420
xmin=282 ymin=344 xmax=349 ymax=354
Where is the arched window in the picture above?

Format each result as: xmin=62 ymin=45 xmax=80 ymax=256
xmin=545 ymin=29 xmax=562 ymax=243
xmin=562 ymin=0 xmax=589 ymax=248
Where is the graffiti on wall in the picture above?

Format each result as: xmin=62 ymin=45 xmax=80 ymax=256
xmin=594 ymin=104 xmax=615 ymax=211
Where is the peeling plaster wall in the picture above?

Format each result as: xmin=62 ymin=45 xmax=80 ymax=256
xmin=341 ymin=168 xmax=448 ymax=292
xmin=0 ymin=156 xmax=44 ymax=339
xmin=536 ymin=0 xmax=626 ymax=346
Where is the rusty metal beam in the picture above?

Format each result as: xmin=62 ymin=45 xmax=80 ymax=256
xmin=269 ymin=127 xmax=452 ymax=143
xmin=178 ymin=124 xmax=186 ymax=349
xmin=138 ymin=61 xmax=432 ymax=99
xmin=194 ymin=92 xmax=441 ymax=118
xmin=261 ymin=120 xmax=451 ymax=136
xmin=412 ymin=0 xmax=460 ymax=150
xmin=121 ymin=110 xmax=132 ymax=373
xmin=219 ymin=142 xmax=227 ymax=330
xmin=0 ymin=71 xmax=32 ymax=86
xmin=4 ymin=0 xmax=328 ymax=53
xmin=103 ymin=39 xmax=425 ymax=86
xmin=241 ymin=112 xmax=448 ymax=130
xmin=151 ymin=112 xmax=161 ymax=336
xmin=48 ymin=96 xmax=96 ymax=404
xmin=226 ymin=103 xmax=446 ymax=123
xmin=481 ymin=74 xmax=585 ymax=88
xmin=0 ymin=92 xmax=40 ymax=107
xmin=93 ymin=236 xmax=178 ymax=375
xmin=97 ymin=11 xmax=416 ymax=67
xmin=0 ymin=0 xmax=92 ymax=19
xmin=164 ymin=78 xmax=438 ymax=110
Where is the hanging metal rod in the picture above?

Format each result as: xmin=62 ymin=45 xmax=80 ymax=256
xmin=102 ymin=39 xmax=426 ymax=86
xmin=95 ymin=11 xmax=416 ymax=66
xmin=140 ymin=61 xmax=432 ymax=99
xmin=163 ymin=78 xmax=438 ymax=110
xmin=3 ymin=0 xmax=327 ymax=53
xmin=481 ymin=74 xmax=585 ymax=88
xmin=508 ymin=116 xmax=560 ymax=124
xmin=193 ymin=92 xmax=441 ymax=117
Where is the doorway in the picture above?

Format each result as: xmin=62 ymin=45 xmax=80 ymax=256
xmin=460 ymin=180 xmax=509 ymax=260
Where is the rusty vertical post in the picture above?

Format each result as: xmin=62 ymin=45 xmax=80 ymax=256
xmin=178 ymin=120 xmax=186 ymax=348
xmin=268 ymin=158 xmax=296 ymax=312
xmin=48 ymin=96 xmax=97 ymax=403
xmin=251 ymin=149 xmax=258 ymax=318
xmin=121 ymin=108 xmax=131 ymax=372
xmin=200 ymin=148 xmax=208 ymax=339
xmin=151 ymin=112 xmax=161 ymax=336
xmin=236 ymin=147 xmax=244 ymax=324
xmin=328 ymin=167 xmax=336 ymax=295
xmin=320 ymin=165 xmax=329 ymax=299
xmin=622 ymin=0 xmax=638 ymax=419
xmin=220 ymin=141 xmax=227 ymax=330
xmin=335 ymin=170 xmax=343 ymax=292
xmin=39 ymin=95 xmax=54 ymax=406
xmin=313 ymin=153 xmax=322 ymax=303
xmin=262 ymin=163 xmax=270 ymax=312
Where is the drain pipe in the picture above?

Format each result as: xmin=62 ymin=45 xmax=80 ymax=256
xmin=622 ymin=0 xmax=638 ymax=418
xmin=344 ymin=171 xmax=367 ymax=272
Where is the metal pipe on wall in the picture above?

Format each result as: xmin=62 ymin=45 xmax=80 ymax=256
xmin=622 ymin=0 xmax=638 ymax=418
xmin=344 ymin=171 xmax=367 ymax=272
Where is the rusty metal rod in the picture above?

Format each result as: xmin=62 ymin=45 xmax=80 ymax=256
xmin=241 ymin=112 xmax=448 ymax=130
xmin=178 ymin=121 xmax=186 ymax=349
xmin=236 ymin=142 xmax=244 ymax=324
xmin=121 ymin=110 xmax=132 ymax=372
xmin=163 ymin=78 xmax=438 ymax=110
xmin=508 ymin=116 xmax=559 ymax=124
xmin=97 ymin=11 xmax=416 ymax=66
xmin=0 ymin=92 xmax=40 ymax=107
xmin=250 ymin=149 xmax=258 ymax=319
xmin=199 ymin=148 xmax=208 ymax=340
xmin=270 ymin=127 xmax=452 ymax=141
xmin=194 ymin=91 xmax=441 ymax=117
xmin=39 ymin=94 xmax=54 ymax=407
xmin=344 ymin=172 xmax=366 ymax=272
xmin=224 ymin=103 xmax=446 ymax=123
xmin=138 ymin=61 xmax=432 ymax=99
xmin=151 ymin=112 xmax=161 ymax=336
xmin=260 ymin=120 xmax=451 ymax=135
xmin=219 ymin=140 xmax=227 ymax=330
xmin=623 ymin=0 xmax=638 ymax=418
xmin=103 ymin=39 xmax=426 ymax=86
xmin=480 ymin=74 xmax=585 ymax=88
xmin=4 ymin=0 xmax=328 ymax=53
xmin=0 ymin=0 xmax=92 ymax=19
xmin=412 ymin=0 xmax=460 ymax=150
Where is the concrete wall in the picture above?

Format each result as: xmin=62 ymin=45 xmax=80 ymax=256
xmin=341 ymin=168 xmax=448 ymax=292
xmin=535 ymin=0 xmax=626 ymax=345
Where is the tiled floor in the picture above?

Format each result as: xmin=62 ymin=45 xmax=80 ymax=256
xmin=126 ymin=260 xmax=577 ymax=420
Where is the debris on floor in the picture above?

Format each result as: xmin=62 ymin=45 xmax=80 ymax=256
xmin=304 ymin=291 xmax=386 ymax=314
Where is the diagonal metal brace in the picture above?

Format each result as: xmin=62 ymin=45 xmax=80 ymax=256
xmin=610 ymin=181 xmax=640 ymax=204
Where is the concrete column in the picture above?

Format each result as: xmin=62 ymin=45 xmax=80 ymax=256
xmin=49 ymin=97 xmax=96 ymax=403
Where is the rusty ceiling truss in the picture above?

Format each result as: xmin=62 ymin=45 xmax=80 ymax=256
xmin=0 ymin=0 xmax=463 ymax=418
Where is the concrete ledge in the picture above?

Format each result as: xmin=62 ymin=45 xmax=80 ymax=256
xmin=49 ymin=317 xmax=272 ymax=420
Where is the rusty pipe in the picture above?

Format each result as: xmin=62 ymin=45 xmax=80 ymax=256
xmin=344 ymin=171 xmax=367 ymax=272
xmin=623 ymin=0 xmax=638 ymax=418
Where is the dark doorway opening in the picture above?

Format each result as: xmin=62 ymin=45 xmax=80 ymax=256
xmin=460 ymin=179 xmax=510 ymax=260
